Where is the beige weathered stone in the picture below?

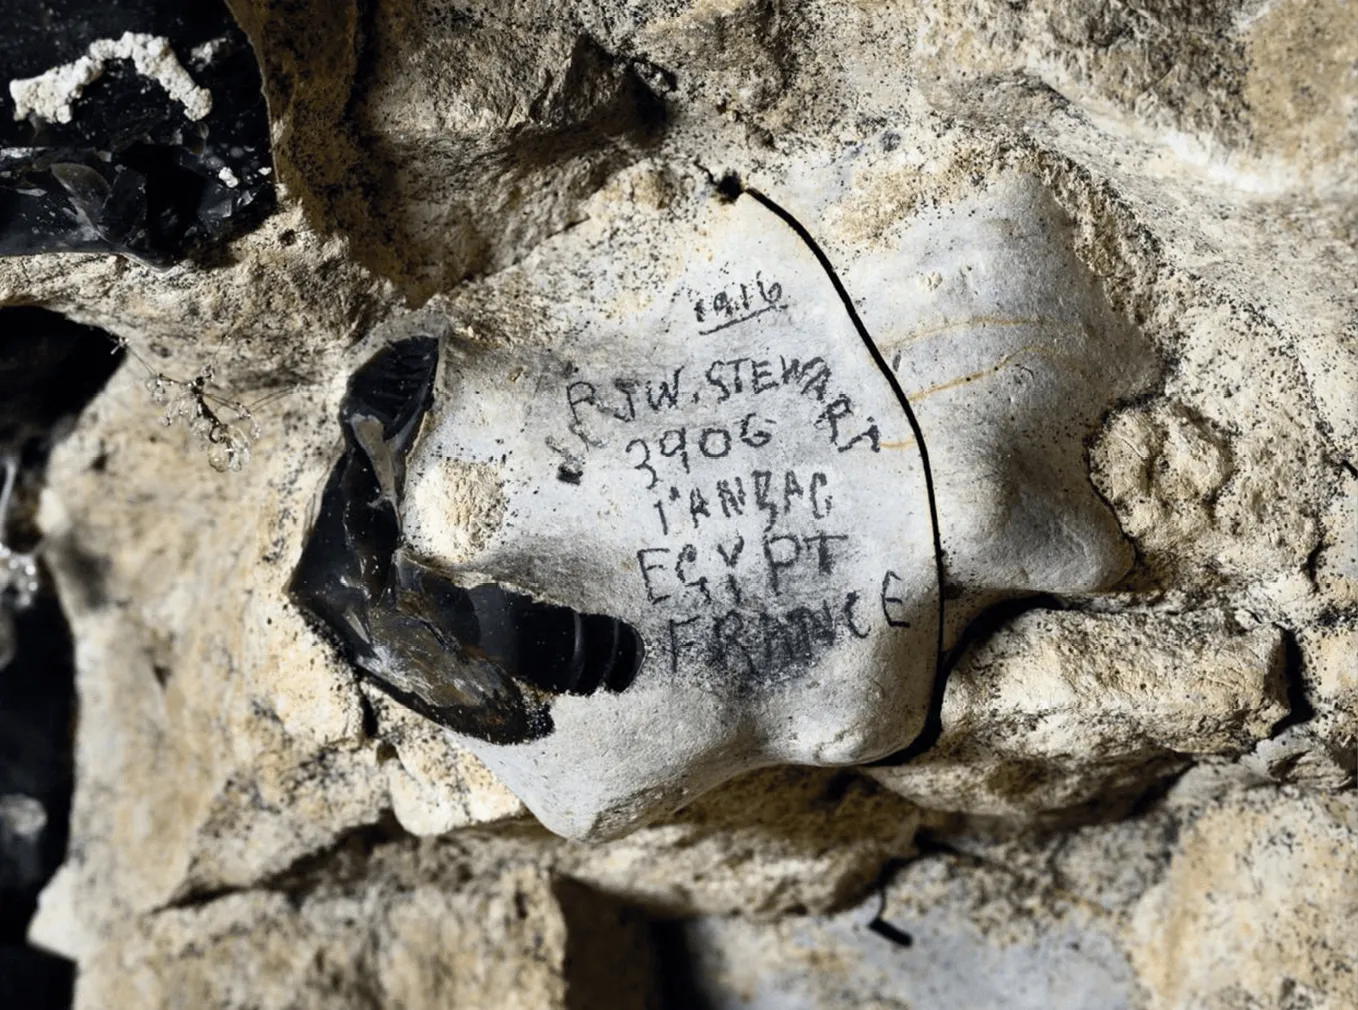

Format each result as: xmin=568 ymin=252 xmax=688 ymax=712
xmin=231 ymin=0 xmax=665 ymax=304
xmin=1129 ymin=788 xmax=1358 ymax=1010
xmin=364 ymin=685 xmax=528 ymax=837
xmin=562 ymin=767 xmax=919 ymax=917
xmin=24 ymin=309 xmax=522 ymax=955
xmin=663 ymin=779 xmax=1358 ymax=1009
xmin=869 ymin=608 xmax=1290 ymax=820
xmin=76 ymin=861 xmax=571 ymax=1010
xmin=0 ymin=0 xmax=1353 ymax=1003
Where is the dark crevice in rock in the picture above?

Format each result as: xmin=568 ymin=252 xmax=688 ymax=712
xmin=555 ymin=878 xmax=661 ymax=1010
xmin=1302 ymin=538 xmax=1325 ymax=590
xmin=357 ymin=690 xmax=379 ymax=739
xmin=0 ymin=308 xmax=126 ymax=474
xmin=257 ymin=812 xmax=413 ymax=908
xmin=915 ymin=749 xmax=1198 ymax=846
xmin=1031 ymin=755 xmax=1195 ymax=833
xmin=0 ymin=307 xmax=123 ymax=1008
xmin=905 ymin=831 xmax=1036 ymax=882
xmin=1116 ymin=764 xmax=1193 ymax=832
xmin=163 ymin=812 xmax=412 ymax=914
xmin=1267 ymin=625 xmax=1315 ymax=737
xmin=0 ymin=596 xmax=75 ymax=940
xmin=0 ymin=945 xmax=73 ymax=1010
xmin=649 ymin=919 xmax=718 ymax=1010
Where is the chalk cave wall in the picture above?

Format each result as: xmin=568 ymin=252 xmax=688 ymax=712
xmin=1 ymin=1 xmax=1355 ymax=1008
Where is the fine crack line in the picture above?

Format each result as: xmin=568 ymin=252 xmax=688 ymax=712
xmin=728 ymin=176 xmax=947 ymax=690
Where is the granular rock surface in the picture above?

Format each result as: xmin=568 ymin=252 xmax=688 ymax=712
xmin=0 ymin=0 xmax=1353 ymax=1007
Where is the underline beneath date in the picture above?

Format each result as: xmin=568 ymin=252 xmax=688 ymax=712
xmin=697 ymin=303 xmax=788 ymax=336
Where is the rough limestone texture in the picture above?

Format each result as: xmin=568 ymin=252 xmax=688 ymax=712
xmin=76 ymin=860 xmax=574 ymax=1010
xmin=363 ymin=685 xmax=528 ymax=838
xmin=670 ymin=771 xmax=1358 ymax=1010
xmin=0 ymin=0 xmax=1353 ymax=1005
xmin=1128 ymin=785 xmax=1358 ymax=1010
xmin=868 ymin=607 xmax=1291 ymax=823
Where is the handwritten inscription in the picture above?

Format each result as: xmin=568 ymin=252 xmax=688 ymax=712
xmin=565 ymin=355 xmax=881 ymax=456
xmin=559 ymin=280 xmax=912 ymax=683
xmin=693 ymin=272 xmax=785 ymax=334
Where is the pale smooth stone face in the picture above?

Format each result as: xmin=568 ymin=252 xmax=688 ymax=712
xmin=857 ymin=172 xmax=1157 ymax=605
xmin=400 ymin=194 xmax=938 ymax=838
xmin=314 ymin=173 xmax=1155 ymax=839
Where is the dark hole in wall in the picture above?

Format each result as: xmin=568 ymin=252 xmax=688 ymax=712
xmin=650 ymin=919 xmax=719 ymax=1010
xmin=555 ymin=879 xmax=663 ymax=1010
xmin=0 ymin=945 xmax=73 ymax=1010
xmin=0 ymin=306 xmax=124 ymax=1009
xmin=0 ymin=597 xmax=76 ymax=975
xmin=1268 ymin=626 xmax=1315 ymax=735
xmin=0 ymin=307 xmax=127 ymax=478
xmin=553 ymin=881 xmax=729 ymax=1010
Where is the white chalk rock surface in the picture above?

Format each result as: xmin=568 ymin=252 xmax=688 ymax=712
xmin=416 ymin=196 xmax=935 ymax=838
xmin=295 ymin=180 xmax=1154 ymax=839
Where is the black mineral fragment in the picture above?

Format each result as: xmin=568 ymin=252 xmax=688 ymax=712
xmin=290 ymin=337 xmax=642 ymax=746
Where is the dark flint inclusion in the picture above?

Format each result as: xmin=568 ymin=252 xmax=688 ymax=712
xmin=290 ymin=337 xmax=642 ymax=746
xmin=0 ymin=0 xmax=274 ymax=264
